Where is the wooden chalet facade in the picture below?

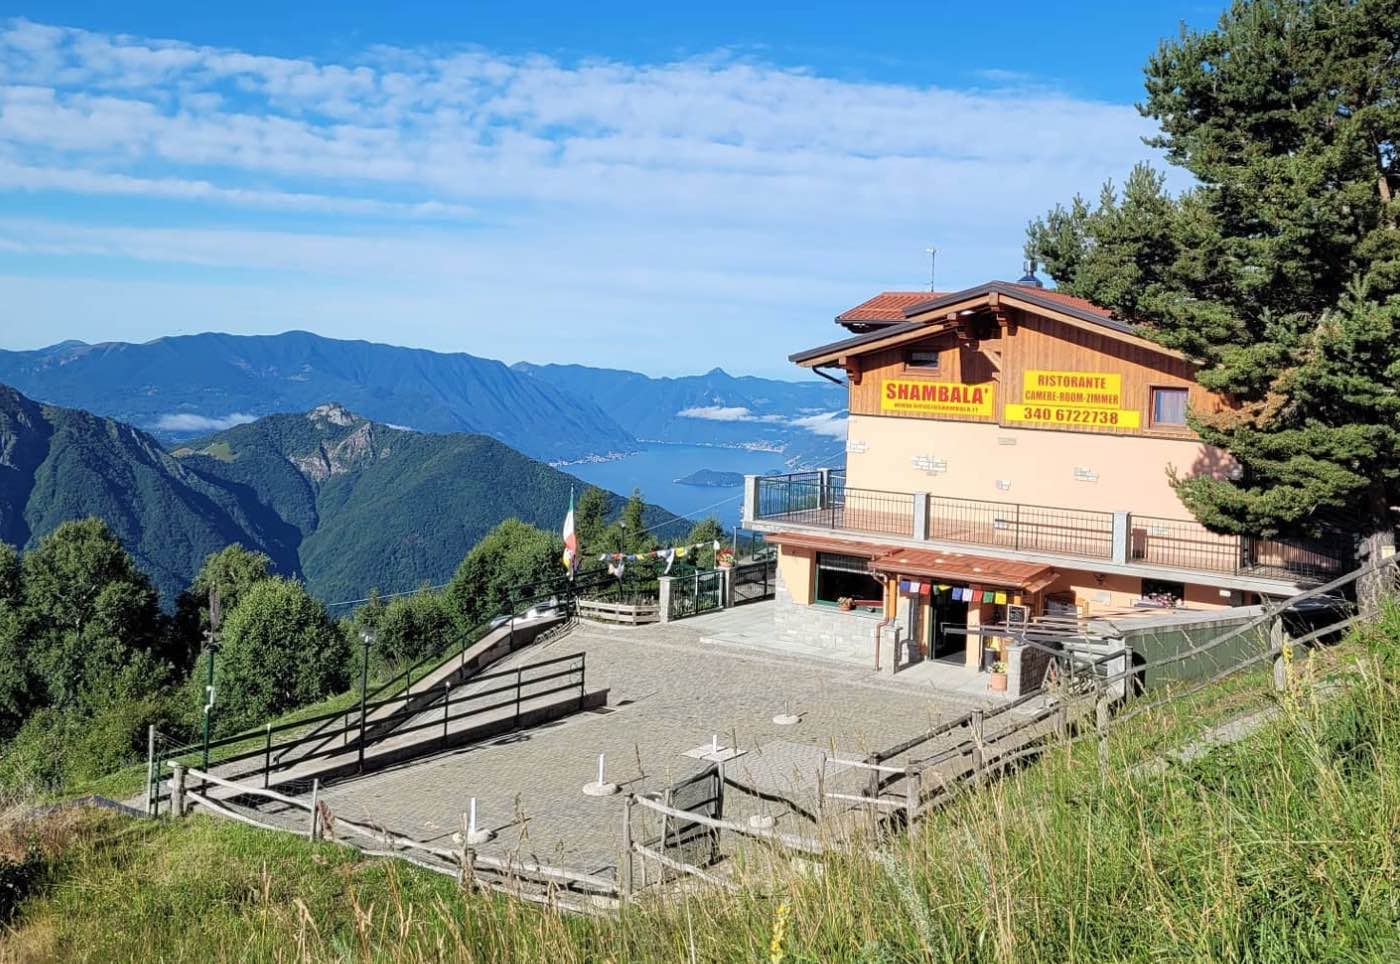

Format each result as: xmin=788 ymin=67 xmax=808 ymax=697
xmin=742 ymin=281 xmax=1351 ymax=677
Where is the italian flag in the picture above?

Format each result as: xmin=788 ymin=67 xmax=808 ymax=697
xmin=561 ymin=489 xmax=578 ymax=579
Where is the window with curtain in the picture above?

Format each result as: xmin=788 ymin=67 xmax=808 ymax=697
xmin=1151 ymin=387 xmax=1188 ymax=427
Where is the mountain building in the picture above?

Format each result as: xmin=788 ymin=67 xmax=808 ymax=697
xmin=741 ymin=279 xmax=1351 ymax=676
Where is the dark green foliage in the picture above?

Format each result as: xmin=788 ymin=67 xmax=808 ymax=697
xmin=19 ymin=519 xmax=169 ymax=712
xmin=177 ymin=406 xmax=684 ymax=604
xmin=574 ymin=487 xmax=609 ymax=555
xmin=445 ymin=520 xmax=563 ymax=628
xmin=0 ymin=846 xmax=44 ymax=926
xmin=685 ymin=517 xmax=725 ymax=569
xmin=0 ymin=383 xmax=684 ymax=610
xmin=212 ymin=577 xmax=350 ymax=735
xmin=172 ymin=545 xmax=273 ymax=673
xmin=373 ymin=591 xmax=458 ymax=667
xmin=1026 ymin=0 xmax=1400 ymax=558
xmin=0 ymin=385 xmax=296 ymax=606
xmin=0 ymin=521 xmax=177 ymax=792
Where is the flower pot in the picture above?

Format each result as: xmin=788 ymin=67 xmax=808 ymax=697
xmin=989 ymin=671 xmax=1008 ymax=692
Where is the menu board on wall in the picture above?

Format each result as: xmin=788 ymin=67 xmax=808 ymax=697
xmin=1005 ymin=370 xmax=1142 ymax=429
xmin=880 ymin=379 xmax=995 ymax=418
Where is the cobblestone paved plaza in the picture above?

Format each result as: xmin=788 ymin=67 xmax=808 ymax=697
xmin=297 ymin=602 xmax=998 ymax=876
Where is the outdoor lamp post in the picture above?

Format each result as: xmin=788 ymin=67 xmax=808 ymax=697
xmin=201 ymin=588 xmax=222 ymax=772
xmin=358 ymin=628 xmax=375 ymax=772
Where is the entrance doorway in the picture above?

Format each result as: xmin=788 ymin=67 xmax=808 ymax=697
xmin=929 ymin=592 xmax=968 ymax=662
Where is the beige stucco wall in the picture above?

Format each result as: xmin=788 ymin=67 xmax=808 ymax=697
xmin=843 ymin=413 xmax=1235 ymax=518
xmin=777 ymin=545 xmax=814 ymax=605
xmin=1047 ymin=568 xmax=1241 ymax=614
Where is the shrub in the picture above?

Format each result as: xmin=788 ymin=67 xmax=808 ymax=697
xmin=212 ymin=578 xmax=350 ymax=734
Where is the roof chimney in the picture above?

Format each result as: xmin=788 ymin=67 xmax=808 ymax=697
xmin=1017 ymin=259 xmax=1044 ymax=288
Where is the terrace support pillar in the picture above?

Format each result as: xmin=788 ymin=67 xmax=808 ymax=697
xmin=1111 ymin=512 xmax=1130 ymax=565
xmin=657 ymin=577 xmax=674 ymax=624
xmin=742 ymin=475 xmax=759 ymax=527
xmin=817 ymin=468 xmax=832 ymax=510
xmin=912 ymin=492 xmax=929 ymax=541
xmin=964 ymin=604 xmax=983 ymax=670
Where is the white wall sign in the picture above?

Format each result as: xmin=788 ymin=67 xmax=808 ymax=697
xmin=911 ymin=454 xmax=947 ymax=475
xmin=1073 ymin=466 xmax=1099 ymax=483
xmin=846 ymin=439 xmax=868 ymax=454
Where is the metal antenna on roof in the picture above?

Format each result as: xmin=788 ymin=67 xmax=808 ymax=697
xmin=924 ymin=246 xmax=937 ymax=292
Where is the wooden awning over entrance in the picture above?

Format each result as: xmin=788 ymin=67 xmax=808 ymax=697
xmin=868 ymin=547 xmax=1057 ymax=594
xmin=763 ymin=530 xmax=901 ymax=557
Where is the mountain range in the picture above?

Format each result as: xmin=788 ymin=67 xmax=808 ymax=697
xmin=0 ymin=385 xmax=682 ymax=605
xmin=0 ymin=332 xmax=846 ymax=468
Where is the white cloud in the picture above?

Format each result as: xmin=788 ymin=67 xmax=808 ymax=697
xmin=790 ymin=411 xmax=848 ymax=438
xmin=677 ymin=405 xmax=755 ymax=422
xmin=152 ymin=411 xmax=257 ymax=432
xmin=0 ymin=18 xmax=1180 ymax=376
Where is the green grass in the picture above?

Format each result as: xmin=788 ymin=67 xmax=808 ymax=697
xmin=5 ymin=607 xmax=1400 ymax=962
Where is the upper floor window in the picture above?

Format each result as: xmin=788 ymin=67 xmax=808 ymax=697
xmin=906 ymin=350 xmax=941 ymax=370
xmin=1151 ymin=387 xmax=1188 ymax=427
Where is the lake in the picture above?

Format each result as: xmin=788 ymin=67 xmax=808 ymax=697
xmin=564 ymin=444 xmax=788 ymax=524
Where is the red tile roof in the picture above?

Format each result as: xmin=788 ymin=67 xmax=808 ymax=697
xmin=835 ymin=282 xmax=1118 ymax=326
xmin=1000 ymin=283 xmax=1115 ymax=321
xmin=836 ymin=291 xmax=948 ymax=323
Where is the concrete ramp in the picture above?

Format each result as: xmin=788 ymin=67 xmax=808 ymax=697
xmin=279 ymin=612 xmax=567 ymax=767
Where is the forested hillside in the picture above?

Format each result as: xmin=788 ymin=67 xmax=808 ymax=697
xmin=0 ymin=385 xmax=293 ymax=603
xmin=0 ymin=387 xmax=681 ymax=604
xmin=174 ymin=403 xmax=683 ymax=603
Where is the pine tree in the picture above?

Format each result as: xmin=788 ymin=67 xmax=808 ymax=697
xmin=1027 ymin=0 xmax=1400 ymax=609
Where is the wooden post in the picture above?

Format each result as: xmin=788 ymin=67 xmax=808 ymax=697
xmin=620 ymin=795 xmax=634 ymax=902
xmin=970 ymin=710 xmax=985 ymax=785
xmin=1094 ymin=684 xmax=1110 ymax=778
xmin=459 ymin=812 xmax=475 ymax=888
xmin=170 ymin=762 xmax=187 ymax=818
xmin=308 ymin=778 xmax=320 ymax=840
xmin=815 ymin=752 xmax=826 ymax=823
xmin=263 ymin=722 xmax=273 ymax=788
xmin=145 ymin=724 xmax=156 ymax=817
xmin=1055 ymin=700 xmax=1068 ymax=742
xmin=905 ymin=766 xmax=920 ymax=839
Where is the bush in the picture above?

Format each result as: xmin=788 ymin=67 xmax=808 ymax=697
xmin=374 ymin=591 xmax=457 ymax=667
xmin=445 ymin=520 xmax=562 ymax=628
xmin=212 ymin=578 xmax=350 ymax=735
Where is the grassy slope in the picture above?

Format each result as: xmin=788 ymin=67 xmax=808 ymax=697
xmin=4 ymin=610 xmax=1399 ymax=963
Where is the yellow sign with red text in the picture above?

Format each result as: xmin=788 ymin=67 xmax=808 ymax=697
xmin=1006 ymin=369 xmax=1141 ymax=429
xmin=880 ymin=379 xmax=995 ymax=418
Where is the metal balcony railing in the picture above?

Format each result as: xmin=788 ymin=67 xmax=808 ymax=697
xmin=751 ymin=474 xmax=1351 ymax=583
xmin=926 ymin=496 xmax=1114 ymax=560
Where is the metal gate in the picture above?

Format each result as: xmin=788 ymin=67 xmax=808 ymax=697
xmin=641 ymin=764 xmax=722 ymax=871
xmin=731 ymin=559 xmax=777 ymax=606
xmin=668 ymin=569 xmax=723 ymax=620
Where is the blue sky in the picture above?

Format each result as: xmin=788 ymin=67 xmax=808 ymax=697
xmin=0 ymin=2 xmax=1219 ymax=377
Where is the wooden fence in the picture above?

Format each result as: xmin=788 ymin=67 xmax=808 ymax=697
xmin=575 ymin=596 xmax=661 ymax=625
xmin=164 ymin=763 xmax=620 ymax=917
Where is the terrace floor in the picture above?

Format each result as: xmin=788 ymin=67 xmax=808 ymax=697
xmin=254 ymin=602 xmax=1019 ymax=875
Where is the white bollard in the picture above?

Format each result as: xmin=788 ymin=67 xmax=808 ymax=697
xmin=772 ymin=699 xmax=800 ymax=726
xmin=454 ymin=796 xmax=494 ymax=845
xmin=582 ymin=751 xmax=619 ymax=796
